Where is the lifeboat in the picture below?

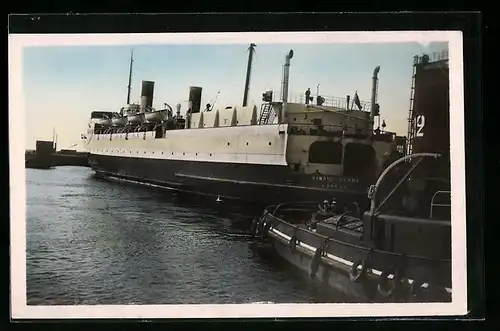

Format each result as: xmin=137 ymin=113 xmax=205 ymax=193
xmin=144 ymin=104 xmax=173 ymax=123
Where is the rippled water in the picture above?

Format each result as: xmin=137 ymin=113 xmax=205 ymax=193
xmin=26 ymin=166 xmax=349 ymax=305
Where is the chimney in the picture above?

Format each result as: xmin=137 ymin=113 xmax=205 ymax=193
xmin=370 ymin=66 xmax=381 ymax=123
xmin=140 ymin=80 xmax=155 ymax=113
xmin=188 ymin=86 xmax=203 ymax=114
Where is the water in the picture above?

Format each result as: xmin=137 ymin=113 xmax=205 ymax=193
xmin=26 ymin=166 xmax=348 ymax=305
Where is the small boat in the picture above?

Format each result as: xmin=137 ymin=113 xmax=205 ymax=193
xmin=252 ymin=152 xmax=451 ymax=303
xmin=111 ymin=113 xmax=128 ymax=126
xmin=90 ymin=111 xmax=112 ymax=127
xmin=144 ymin=104 xmax=173 ymax=123
xmin=127 ymin=112 xmax=145 ymax=125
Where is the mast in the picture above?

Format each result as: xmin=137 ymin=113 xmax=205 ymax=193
xmin=242 ymin=43 xmax=256 ymax=107
xmin=281 ymin=49 xmax=294 ymax=123
xmin=52 ymin=127 xmax=55 ymax=151
xmin=126 ymin=49 xmax=134 ymax=105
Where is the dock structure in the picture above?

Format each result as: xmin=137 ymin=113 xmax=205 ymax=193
xmin=25 ymin=140 xmax=89 ymax=169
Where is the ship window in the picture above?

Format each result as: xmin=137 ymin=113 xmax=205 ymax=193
xmin=343 ymin=143 xmax=376 ymax=178
xmin=269 ymin=142 xmax=272 ymax=145
xmin=308 ymin=141 xmax=342 ymax=164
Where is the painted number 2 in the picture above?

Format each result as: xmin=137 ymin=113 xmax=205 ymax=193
xmin=415 ymin=114 xmax=425 ymax=137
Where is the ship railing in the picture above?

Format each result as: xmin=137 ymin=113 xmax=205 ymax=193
xmin=264 ymin=90 xmax=371 ymax=111
xmin=368 ymin=153 xmax=442 ymax=216
xmin=291 ymin=93 xmax=371 ymax=112
xmin=429 ymin=190 xmax=451 ymax=219
xmin=415 ymin=50 xmax=449 ymax=65
xmin=287 ymin=123 xmax=371 ymax=138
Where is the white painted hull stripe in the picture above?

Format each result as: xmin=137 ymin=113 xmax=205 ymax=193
xmin=88 ymin=150 xmax=288 ymax=166
xmin=270 ymin=228 xmax=452 ymax=293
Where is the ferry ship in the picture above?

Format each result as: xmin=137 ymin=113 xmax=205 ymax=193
xmin=82 ymin=45 xmax=404 ymax=207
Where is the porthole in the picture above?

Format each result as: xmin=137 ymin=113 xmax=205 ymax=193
xmin=172 ymin=152 xmax=174 ymax=155
xmin=183 ymin=153 xmax=185 ymax=155
xmin=269 ymin=142 xmax=272 ymax=145
xmin=227 ymin=142 xmax=230 ymax=146
xmin=196 ymin=153 xmax=198 ymax=155
xmin=161 ymin=152 xmax=164 ymax=154
xmin=210 ymin=153 xmax=212 ymax=156
xmin=246 ymin=142 xmax=249 ymax=145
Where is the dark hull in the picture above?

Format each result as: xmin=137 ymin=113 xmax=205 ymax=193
xmin=88 ymin=154 xmax=372 ymax=207
xmin=256 ymin=212 xmax=452 ymax=303
xmin=25 ymin=157 xmax=54 ymax=169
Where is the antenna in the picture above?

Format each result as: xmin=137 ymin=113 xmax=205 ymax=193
xmin=126 ymin=49 xmax=134 ymax=105
xmin=242 ymin=43 xmax=256 ymax=107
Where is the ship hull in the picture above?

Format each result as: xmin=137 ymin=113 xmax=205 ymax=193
xmin=88 ymin=153 xmax=371 ymax=208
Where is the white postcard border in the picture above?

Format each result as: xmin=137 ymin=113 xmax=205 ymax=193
xmin=9 ymin=31 xmax=467 ymax=319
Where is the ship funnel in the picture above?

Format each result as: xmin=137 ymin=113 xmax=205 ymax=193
xmin=188 ymin=86 xmax=203 ymax=114
xmin=140 ymin=80 xmax=155 ymax=113
xmin=370 ymin=66 xmax=381 ymax=123
xmin=281 ymin=49 xmax=294 ymax=123
xmin=175 ymin=103 xmax=181 ymax=115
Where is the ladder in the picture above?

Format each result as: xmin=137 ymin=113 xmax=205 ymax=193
xmin=406 ymin=55 xmax=419 ymax=155
xmin=258 ymin=103 xmax=275 ymax=124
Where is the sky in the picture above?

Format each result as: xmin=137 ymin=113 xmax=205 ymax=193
xmin=22 ymin=41 xmax=448 ymax=151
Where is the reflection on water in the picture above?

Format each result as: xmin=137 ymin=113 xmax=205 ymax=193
xmin=26 ymin=166 xmax=349 ymax=305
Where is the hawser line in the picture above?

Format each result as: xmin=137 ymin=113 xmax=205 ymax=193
xmin=175 ymin=173 xmax=363 ymax=195
xmin=104 ymin=173 xmax=240 ymax=201
xmin=270 ymin=228 xmax=452 ymax=294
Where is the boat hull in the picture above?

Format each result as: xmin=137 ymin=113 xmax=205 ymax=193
xmin=91 ymin=118 xmax=111 ymax=126
xmin=112 ymin=116 xmax=128 ymax=126
xmin=127 ymin=113 xmax=145 ymax=125
xmin=144 ymin=110 xmax=169 ymax=123
xmin=256 ymin=212 xmax=451 ymax=303
xmin=88 ymin=153 xmax=371 ymax=207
